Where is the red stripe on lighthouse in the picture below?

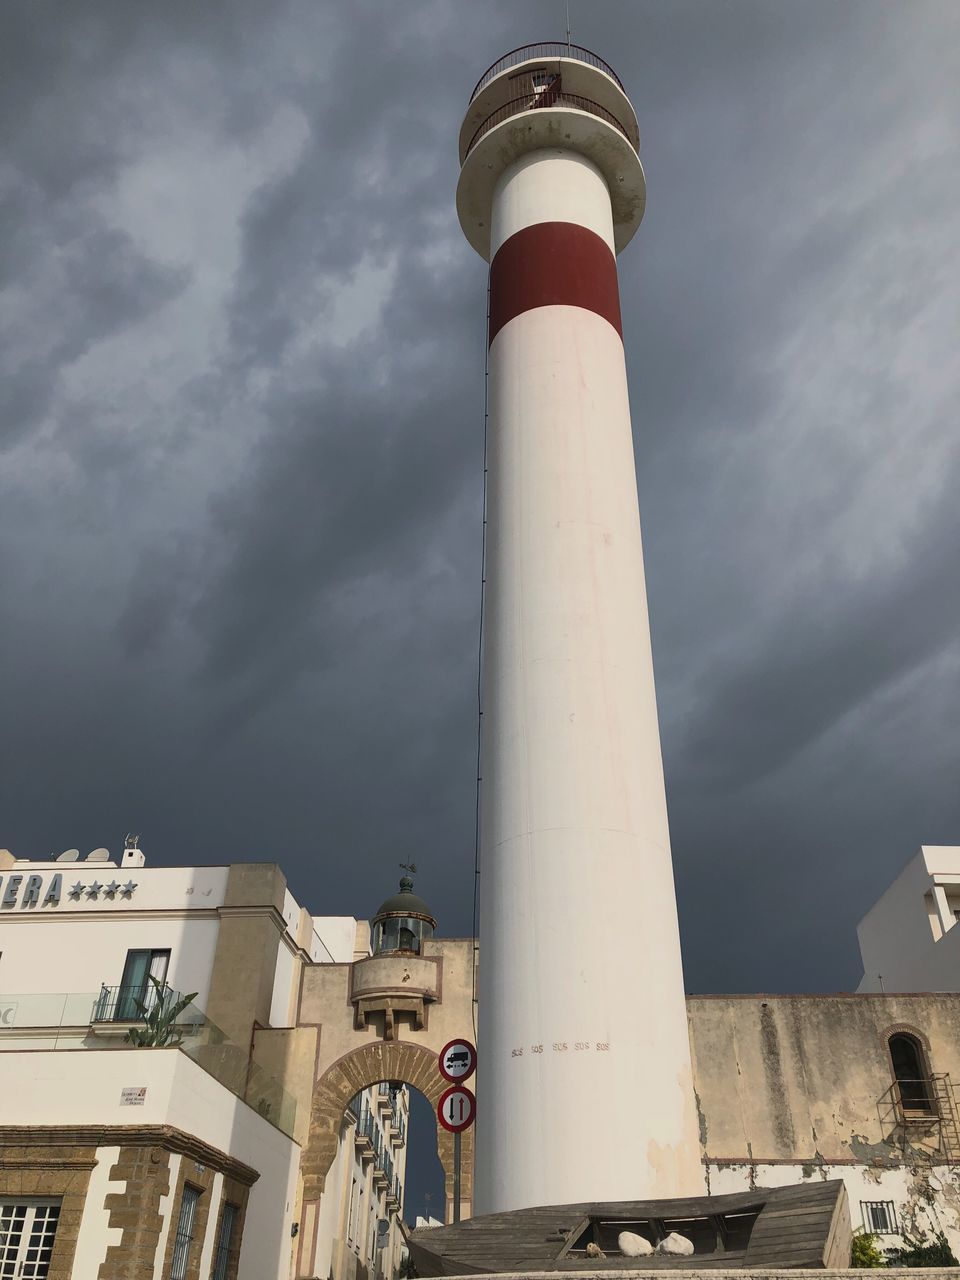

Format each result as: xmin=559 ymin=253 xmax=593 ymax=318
xmin=488 ymin=221 xmax=622 ymax=346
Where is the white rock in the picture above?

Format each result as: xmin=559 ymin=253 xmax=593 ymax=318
xmin=618 ymin=1232 xmax=654 ymax=1257
xmin=656 ymin=1232 xmax=695 ymax=1256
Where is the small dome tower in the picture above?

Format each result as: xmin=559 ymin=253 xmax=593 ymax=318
xmin=371 ymin=868 xmax=436 ymax=955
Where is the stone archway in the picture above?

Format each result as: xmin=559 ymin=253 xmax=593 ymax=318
xmin=300 ymin=1039 xmax=474 ymax=1222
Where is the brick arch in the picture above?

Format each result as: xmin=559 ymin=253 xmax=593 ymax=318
xmin=882 ymin=1021 xmax=936 ymax=1088
xmin=881 ymin=1021 xmax=933 ymax=1054
xmin=300 ymin=1040 xmax=474 ymax=1220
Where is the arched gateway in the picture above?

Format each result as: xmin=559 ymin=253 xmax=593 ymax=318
xmin=300 ymin=1040 xmax=475 ymax=1208
xmin=253 ymin=876 xmax=476 ymax=1278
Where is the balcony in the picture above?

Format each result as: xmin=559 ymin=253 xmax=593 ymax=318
xmin=91 ymin=982 xmax=198 ymax=1036
xmin=390 ymin=1109 xmax=406 ymax=1148
xmin=879 ymin=1075 xmax=960 ymax=1160
xmin=355 ymin=1107 xmax=376 ymax=1161
xmin=0 ymin=989 xmax=297 ymax=1139
xmin=386 ymin=1175 xmax=402 ymax=1213
xmin=457 ymin=53 xmax=644 ymax=261
xmin=464 ymin=90 xmax=632 ymax=161
xmin=376 ymin=1081 xmax=394 ymax=1115
xmin=470 ymin=43 xmax=624 ymax=100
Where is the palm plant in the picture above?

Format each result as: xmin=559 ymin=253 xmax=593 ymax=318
xmin=125 ymin=975 xmax=198 ymax=1047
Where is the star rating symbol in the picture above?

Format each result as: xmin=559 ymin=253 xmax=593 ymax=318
xmin=86 ymin=881 xmax=102 ymax=899
xmin=121 ymin=881 xmax=137 ymax=898
xmin=68 ymin=882 xmax=83 ymax=900
xmin=104 ymin=881 xmax=121 ymax=899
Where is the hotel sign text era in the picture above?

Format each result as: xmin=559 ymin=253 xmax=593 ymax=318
xmin=0 ymin=873 xmax=139 ymax=909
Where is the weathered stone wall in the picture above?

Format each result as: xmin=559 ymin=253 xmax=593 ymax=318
xmin=688 ymin=993 xmax=960 ymax=1164
xmin=689 ymin=994 xmax=960 ymax=1259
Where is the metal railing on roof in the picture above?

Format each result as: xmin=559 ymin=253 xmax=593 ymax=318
xmin=465 ymin=92 xmax=632 ymax=158
xmin=471 ymin=43 xmax=624 ymax=100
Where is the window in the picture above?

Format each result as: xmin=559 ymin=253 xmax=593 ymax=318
xmin=348 ymin=1180 xmax=359 ymax=1245
xmin=211 ymin=1202 xmax=238 ymax=1280
xmin=889 ymin=1033 xmax=934 ymax=1113
xmin=116 ymin=948 xmax=170 ymax=1020
xmin=169 ymin=1185 xmax=200 ymax=1280
xmin=0 ymin=1199 xmax=60 ymax=1279
xmin=862 ymin=1201 xmax=898 ymax=1234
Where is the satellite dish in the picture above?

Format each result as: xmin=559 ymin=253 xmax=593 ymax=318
xmin=56 ymin=848 xmax=81 ymax=862
xmin=86 ymin=847 xmax=111 ymax=862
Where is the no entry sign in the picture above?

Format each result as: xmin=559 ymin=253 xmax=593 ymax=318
xmin=437 ymin=1084 xmax=476 ymax=1133
xmin=439 ymin=1038 xmax=477 ymax=1083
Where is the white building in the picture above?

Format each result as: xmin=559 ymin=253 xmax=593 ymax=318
xmin=319 ymin=1085 xmax=409 ymax=1280
xmin=0 ymin=842 xmax=408 ymax=1280
xmin=858 ymin=845 xmax=960 ymax=993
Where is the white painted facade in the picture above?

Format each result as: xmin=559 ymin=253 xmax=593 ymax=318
xmin=3 ymin=1048 xmax=300 ymax=1279
xmin=0 ymin=844 xmax=408 ymax=1280
xmin=857 ymin=846 xmax=960 ymax=993
xmin=0 ymin=853 xmax=355 ymax=1025
xmin=317 ymin=1088 xmax=410 ymax=1280
xmin=707 ymin=1161 xmax=960 ymax=1260
xmin=458 ymin=59 xmax=703 ymax=1212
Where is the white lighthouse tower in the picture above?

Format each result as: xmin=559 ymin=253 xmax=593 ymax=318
xmin=457 ymin=45 xmax=704 ymax=1213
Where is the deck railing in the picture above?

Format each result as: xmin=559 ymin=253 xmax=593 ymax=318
xmin=466 ymin=92 xmax=632 ymax=158
xmin=470 ymin=43 xmax=624 ymax=100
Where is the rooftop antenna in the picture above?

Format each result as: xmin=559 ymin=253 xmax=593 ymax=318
xmin=565 ymin=0 xmax=572 ymax=55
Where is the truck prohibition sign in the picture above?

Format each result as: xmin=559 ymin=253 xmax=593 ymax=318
xmin=439 ymin=1037 xmax=477 ymax=1083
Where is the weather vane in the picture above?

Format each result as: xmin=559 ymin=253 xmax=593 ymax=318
xmin=399 ymin=861 xmax=418 ymax=877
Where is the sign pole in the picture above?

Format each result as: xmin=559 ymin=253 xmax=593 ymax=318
xmin=437 ymin=1039 xmax=476 ymax=1227
xmin=453 ymin=1129 xmax=462 ymax=1223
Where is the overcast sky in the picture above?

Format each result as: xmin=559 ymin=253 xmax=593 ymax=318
xmin=2 ymin=0 xmax=959 ymax=1020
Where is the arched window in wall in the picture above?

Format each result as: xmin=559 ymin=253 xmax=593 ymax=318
xmin=888 ymin=1032 xmax=934 ymax=1113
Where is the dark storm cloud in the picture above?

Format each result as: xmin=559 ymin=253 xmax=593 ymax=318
xmin=2 ymin=0 xmax=959 ymax=1050
xmin=679 ymin=477 xmax=960 ymax=788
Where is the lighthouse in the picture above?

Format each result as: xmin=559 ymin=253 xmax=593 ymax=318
xmin=457 ymin=45 xmax=704 ymax=1213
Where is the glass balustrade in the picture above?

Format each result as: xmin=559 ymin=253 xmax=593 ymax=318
xmin=0 ymin=989 xmax=297 ymax=1138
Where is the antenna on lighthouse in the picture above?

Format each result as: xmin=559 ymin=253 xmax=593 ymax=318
xmin=565 ymin=0 xmax=572 ymax=54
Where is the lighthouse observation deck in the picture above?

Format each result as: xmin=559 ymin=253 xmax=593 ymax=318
xmin=457 ymin=43 xmax=645 ymax=260
xmin=469 ymin=42 xmax=626 ymax=99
